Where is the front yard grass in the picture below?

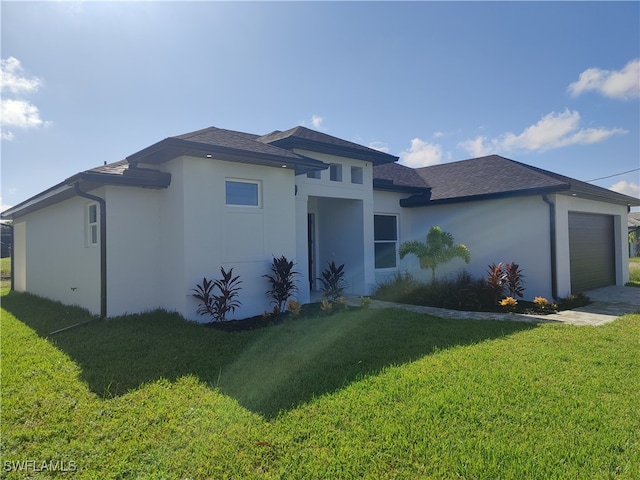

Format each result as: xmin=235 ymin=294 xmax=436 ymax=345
xmin=629 ymin=256 xmax=640 ymax=286
xmin=2 ymin=288 xmax=639 ymax=478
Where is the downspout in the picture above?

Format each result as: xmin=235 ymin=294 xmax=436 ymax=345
xmin=74 ymin=183 xmax=107 ymax=319
xmin=542 ymin=194 xmax=558 ymax=300
xmin=9 ymin=223 xmax=14 ymax=291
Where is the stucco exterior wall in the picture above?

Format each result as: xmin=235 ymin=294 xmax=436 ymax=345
xmin=12 ymin=195 xmax=101 ymax=313
xmin=384 ymin=194 xmax=555 ymax=302
xmin=104 ymin=186 xmax=162 ymax=317
xmin=553 ymin=193 xmax=629 ymax=296
xmin=174 ymin=156 xmax=297 ymax=321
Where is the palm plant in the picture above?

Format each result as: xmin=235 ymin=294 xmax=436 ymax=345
xmin=399 ymin=226 xmax=470 ymax=283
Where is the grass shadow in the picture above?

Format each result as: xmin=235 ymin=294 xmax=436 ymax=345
xmin=2 ymin=290 xmax=537 ymax=418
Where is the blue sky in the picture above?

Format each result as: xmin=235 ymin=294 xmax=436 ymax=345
xmin=2 ymin=1 xmax=639 ymax=211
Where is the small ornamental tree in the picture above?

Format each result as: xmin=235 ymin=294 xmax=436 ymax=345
xmin=399 ymin=226 xmax=471 ymax=283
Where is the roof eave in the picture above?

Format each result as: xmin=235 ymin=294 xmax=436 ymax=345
xmin=270 ymin=137 xmax=399 ymax=165
xmin=127 ymin=137 xmax=329 ymax=174
xmin=400 ymin=185 xmax=570 ymax=208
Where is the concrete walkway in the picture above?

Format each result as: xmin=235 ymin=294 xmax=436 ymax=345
xmin=359 ymin=285 xmax=640 ymax=326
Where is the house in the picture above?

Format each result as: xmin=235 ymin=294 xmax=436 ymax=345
xmin=629 ymin=211 xmax=640 ymax=257
xmin=2 ymin=126 xmax=638 ymax=320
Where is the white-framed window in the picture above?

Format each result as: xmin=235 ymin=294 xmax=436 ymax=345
xmin=225 ymin=179 xmax=261 ymax=207
xmin=307 ymin=170 xmax=321 ymax=180
xmin=374 ymin=214 xmax=398 ymax=269
xmin=351 ymin=166 xmax=363 ymax=184
xmin=86 ymin=203 xmax=98 ymax=247
xmin=330 ymin=164 xmax=342 ymax=182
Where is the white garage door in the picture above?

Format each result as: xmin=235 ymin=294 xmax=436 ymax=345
xmin=568 ymin=212 xmax=615 ymax=293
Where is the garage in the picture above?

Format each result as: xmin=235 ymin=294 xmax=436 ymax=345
xmin=568 ymin=212 xmax=615 ymax=293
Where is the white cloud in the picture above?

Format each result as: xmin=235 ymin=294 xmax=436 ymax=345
xmin=399 ymin=138 xmax=442 ymax=167
xmin=568 ymin=59 xmax=640 ymax=100
xmin=457 ymin=136 xmax=492 ymax=157
xmin=0 ymin=58 xmax=49 ymax=141
xmin=1 ymin=130 xmax=15 ymax=141
xmin=0 ymin=57 xmax=42 ymax=94
xmin=458 ymin=109 xmax=627 ymax=157
xmin=1 ymin=99 xmax=45 ymax=128
xmin=311 ymin=114 xmax=323 ymax=129
xmin=609 ymin=180 xmax=640 ymax=199
xmin=368 ymin=141 xmax=389 ymax=153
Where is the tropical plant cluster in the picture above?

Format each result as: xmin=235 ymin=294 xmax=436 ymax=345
xmin=192 ymin=257 xmax=352 ymax=323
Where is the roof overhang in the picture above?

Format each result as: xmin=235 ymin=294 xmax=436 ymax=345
xmin=400 ymin=185 xmax=571 ymax=208
xmin=127 ymin=137 xmax=329 ymax=175
xmin=373 ymin=179 xmax=432 ymax=195
xmin=268 ymin=137 xmax=399 ymax=165
xmin=1 ymin=167 xmax=171 ymax=220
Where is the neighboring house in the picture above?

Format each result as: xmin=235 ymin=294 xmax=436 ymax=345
xmin=1 ymin=223 xmax=12 ymax=258
xmin=2 ymin=126 xmax=638 ymax=320
xmin=629 ymin=211 xmax=640 ymax=257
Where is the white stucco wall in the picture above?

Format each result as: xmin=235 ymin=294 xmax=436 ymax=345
xmin=11 ymin=195 xmax=101 ymax=314
xmin=174 ymin=157 xmax=298 ymax=321
xmin=553 ymin=193 xmax=629 ymax=297
xmin=375 ymin=193 xmax=555 ymax=302
xmin=103 ymin=186 xmax=162 ymax=317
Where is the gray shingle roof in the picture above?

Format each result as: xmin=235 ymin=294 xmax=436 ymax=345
xmin=415 ymin=155 xmax=568 ymax=201
xmin=258 ymin=126 xmax=399 ymax=165
xmin=173 ymin=127 xmax=304 ymax=161
xmin=372 ymin=163 xmax=430 ymax=192
xmin=405 ymin=155 xmax=639 ymax=206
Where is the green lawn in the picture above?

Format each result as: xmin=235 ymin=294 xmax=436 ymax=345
xmin=0 ymin=256 xmax=10 ymax=278
xmin=629 ymin=257 xmax=640 ymax=286
xmin=2 ymin=288 xmax=639 ymax=478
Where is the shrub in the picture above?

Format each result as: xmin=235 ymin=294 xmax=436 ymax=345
xmin=486 ymin=263 xmax=507 ymax=305
xmin=372 ymin=272 xmax=423 ymax=304
xmin=499 ymin=296 xmax=518 ymax=312
xmin=263 ymin=255 xmax=299 ymax=313
xmin=360 ymin=296 xmax=372 ymax=309
xmin=191 ymin=267 xmax=242 ymax=322
xmin=318 ymin=261 xmax=347 ymax=303
xmin=320 ymin=299 xmax=333 ymax=313
xmin=504 ymin=263 xmax=525 ymax=298
xmin=287 ymin=300 xmax=302 ymax=317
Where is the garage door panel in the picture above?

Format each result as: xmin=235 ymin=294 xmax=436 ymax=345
xmin=568 ymin=213 xmax=615 ymax=293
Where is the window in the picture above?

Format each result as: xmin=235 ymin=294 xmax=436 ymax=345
xmin=87 ymin=203 xmax=98 ymax=247
xmin=330 ymin=164 xmax=342 ymax=182
xmin=351 ymin=166 xmax=363 ymax=184
xmin=226 ymin=180 xmax=260 ymax=206
xmin=307 ymin=170 xmax=321 ymax=180
xmin=374 ymin=214 xmax=398 ymax=269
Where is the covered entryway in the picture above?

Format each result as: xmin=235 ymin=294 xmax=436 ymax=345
xmin=307 ymin=196 xmax=366 ymax=296
xmin=568 ymin=212 xmax=615 ymax=293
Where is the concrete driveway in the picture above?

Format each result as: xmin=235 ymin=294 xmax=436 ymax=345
xmin=543 ymin=285 xmax=640 ymax=326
